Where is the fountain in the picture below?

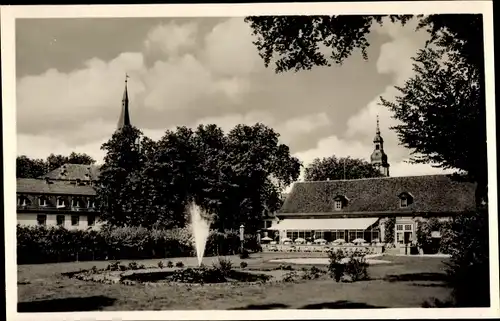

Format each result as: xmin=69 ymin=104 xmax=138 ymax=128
xmin=188 ymin=202 xmax=211 ymax=267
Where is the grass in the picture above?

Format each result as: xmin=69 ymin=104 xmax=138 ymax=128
xmin=17 ymin=252 xmax=451 ymax=311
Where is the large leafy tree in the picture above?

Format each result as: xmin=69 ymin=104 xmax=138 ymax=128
xmin=304 ymin=156 xmax=383 ymax=181
xmin=148 ymin=123 xmax=301 ymax=232
xmin=223 ymin=123 xmax=301 ymax=232
xmin=96 ymin=125 xmax=145 ymax=227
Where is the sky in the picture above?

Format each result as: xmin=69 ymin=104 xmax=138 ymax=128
xmin=16 ymin=16 xmax=454 ymax=187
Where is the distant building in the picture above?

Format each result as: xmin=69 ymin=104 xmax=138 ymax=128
xmin=266 ymin=118 xmax=476 ymax=250
xmin=16 ymin=76 xmax=130 ymax=230
xmin=17 ymin=165 xmax=101 ymax=230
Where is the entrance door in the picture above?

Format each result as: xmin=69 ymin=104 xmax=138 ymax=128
xmin=404 ymin=231 xmax=411 ymax=245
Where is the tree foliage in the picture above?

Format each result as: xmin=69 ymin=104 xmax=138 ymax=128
xmin=244 ymin=15 xmax=414 ymax=73
xmin=304 ymin=155 xmax=383 ymax=181
xmin=16 ymin=156 xmax=47 ymax=179
xmin=95 ymin=125 xmax=145 ymax=227
xmin=96 ymin=123 xmax=301 ymax=232
xmin=17 ymin=152 xmax=96 ymax=178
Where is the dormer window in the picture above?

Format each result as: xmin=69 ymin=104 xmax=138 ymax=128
xmin=398 ymin=192 xmax=414 ymax=208
xmin=57 ymin=197 xmax=65 ymax=208
xmin=39 ymin=196 xmax=47 ymax=207
xmin=333 ymin=195 xmax=349 ymax=211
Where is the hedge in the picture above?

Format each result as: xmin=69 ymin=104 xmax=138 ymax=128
xmin=16 ymin=225 xmax=261 ymax=264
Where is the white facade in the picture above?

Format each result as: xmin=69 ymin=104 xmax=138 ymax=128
xmin=17 ymin=213 xmax=102 ymax=230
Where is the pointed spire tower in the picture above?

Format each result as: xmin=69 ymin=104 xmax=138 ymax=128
xmin=117 ymin=74 xmax=131 ymax=130
xmin=370 ymin=115 xmax=390 ymax=176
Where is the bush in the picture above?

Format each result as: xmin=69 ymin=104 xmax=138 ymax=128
xmin=213 ymin=257 xmax=233 ymax=276
xmin=16 ymin=224 xmax=264 ymax=264
xmin=158 ymin=261 xmax=164 ymax=269
xmin=445 ymin=210 xmax=489 ymax=307
xmin=240 ymin=261 xmax=248 ymax=269
xmin=128 ymin=262 xmax=139 ymax=270
xmin=327 ymin=249 xmax=346 ymax=282
xmin=175 ymin=261 xmax=184 ymax=268
xmin=344 ymin=250 xmax=369 ymax=282
xmin=167 ymin=261 xmax=173 ymax=268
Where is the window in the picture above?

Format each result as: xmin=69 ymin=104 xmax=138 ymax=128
xmin=87 ymin=215 xmax=95 ymax=226
xmin=72 ymin=199 xmax=80 ymax=208
xmin=37 ymin=215 xmax=46 ymax=226
xmin=56 ymin=215 xmax=65 ymax=226
xmin=396 ymin=224 xmax=404 ymax=231
xmin=71 ymin=215 xmax=80 ymax=226
xmin=57 ymin=197 xmax=65 ymax=208
xmin=405 ymin=224 xmax=412 ymax=231
xmin=18 ymin=196 xmax=28 ymax=207
xmin=398 ymin=192 xmax=413 ymax=208
xmin=375 ymin=144 xmax=380 ymax=150
xmin=39 ymin=196 xmax=47 ymax=207
xmin=334 ymin=200 xmax=342 ymax=210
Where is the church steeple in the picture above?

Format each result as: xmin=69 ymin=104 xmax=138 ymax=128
xmin=117 ymin=74 xmax=131 ymax=130
xmin=370 ymin=115 xmax=390 ymax=176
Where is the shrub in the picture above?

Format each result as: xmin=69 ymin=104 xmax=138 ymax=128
xmin=16 ymin=225 xmax=265 ymax=264
xmin=240 ymin=261 xmax=248 ymax=269
xmin=158 ymin=261 xmax=164 ymax=269
xmin=327 ymin=249 xmax=346 ymax=282
xmin=175 ymin=261 xmax=184 ymax=268
xmin=344 ymin=250 xmax=369 ymax=282
xmin=445 ymin=209 xmax=489 ymax=307
xmin=282 ymin=271 xmax=299 ymax=283
xmin=213 ymin=257 xmax=233 ymax=276
xmin=301 ymin=266 xmax=324 ymax=280
xmin=128 ymin=262 xmax=139 ymax=270
xmin=167 ymin=261 xmax=174 ymax=268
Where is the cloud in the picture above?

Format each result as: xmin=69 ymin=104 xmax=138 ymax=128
xmin=202 ymin=18 xmax=263 ymax=76
xmin=143 ymin=22 xmax=198 ymax=57
xmin=16 ymin=16 xmax=451 ymax=183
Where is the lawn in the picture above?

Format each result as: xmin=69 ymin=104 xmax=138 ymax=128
xmin=17 ymin=252 xmax=452 ymax=311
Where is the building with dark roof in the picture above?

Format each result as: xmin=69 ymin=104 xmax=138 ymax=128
xmin=16 ymin=76 xmax=131 ymax=230
xmin=266 ymin=119 xmax=476 ymax=251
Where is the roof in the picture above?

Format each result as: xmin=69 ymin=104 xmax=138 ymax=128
xmin=280 ymin=174 xmax=476 ymax=215
xmin=268 ymin=217 xmax=379 ymax=230
xmin=17 ymin=178 xmax=97 ymax=196
xmin=41 ymin=163 xmax=101 ymax=181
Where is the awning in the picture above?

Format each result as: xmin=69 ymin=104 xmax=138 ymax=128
xmin=267 ymin=217 xmax=379 ymax=231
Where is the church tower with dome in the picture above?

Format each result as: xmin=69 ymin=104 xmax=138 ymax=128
xmin=370 ymin=115 xmax=390 ymax=177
